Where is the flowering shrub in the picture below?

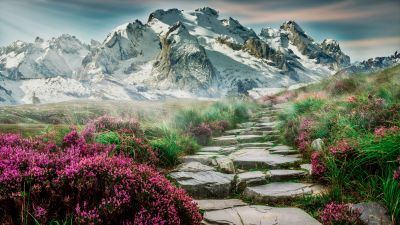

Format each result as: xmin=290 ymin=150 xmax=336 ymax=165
xmin=83 ymin=116 xmax=143 ymax=138
xmin=296 ymin=118 xmax=314 ymax=152
xmin=319 ymin=202 xmax=362 ymax=225
xmin=209 ymin=120 xmax=230 ymax=134
xmin=0 ymin=133 xmax=201 ymax=224
xmin=311 ymin=152 xmax=326 ymax=177
xmin=329 ymin=139 xmax=355 ymax=157
xmin=394 ymin=167 xmax=400 ymax=181
xmin=374 ymin=126 xmax=400 ymax=138
xmin=190 ymin=123 xmax=212 ymax=138
xmin=260 ymin=91 xmax=297 ymax=104
xmin=346 ymin=95 xmax=357 ymax=103
xmin=84 ymin=116 xmax=158 ymax=165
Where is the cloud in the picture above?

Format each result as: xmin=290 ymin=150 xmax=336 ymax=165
xmin=212 ymin=0 xmax=398 ymax=24
xmin=341 ymin=37 xmax=400 ymax=48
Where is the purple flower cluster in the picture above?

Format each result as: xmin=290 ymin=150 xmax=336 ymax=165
xmin=190 ymin=123 xmax=212 ymax=138
xmin=329 ymin=139 xmax=354 ymax=157
xmin=374 ymin=126 xmax=399 ymax=138
xmin=319 ymin=202 xmax=361 ymax=224
xmin=84 ymin=116 xmax=143 ymax=137
xmin=0 ymin=133 xmax=201 ymax=224
xmin=296 ymin=118 xmax=314 ymax=152
xmin=311 ymin=152 xmax=326 ymax=177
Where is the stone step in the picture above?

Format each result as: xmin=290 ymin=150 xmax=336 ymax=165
xmin=169 ymin=162 xmax=235 ymax=199
xmin=195 ymin=199 xmax=247 ymax=211
xmin=236 ymin=171 xmax=267 ymax=192
xmin=266 ymin=169 xmax=308 ymax=181
xmin=212 ymin=134 xmax=265 ymax=146
xmin=243 ymin=182 xmax=325 ymax=203
xmin=300 ymin=164 xmax=312 ymax=175
xmin=202 ymin=205 xmax=322 ymax=225
xmin=237 ymin=142 xmax=274 ymax=148
xmin=230 ymin=148 xmax=301 ymax=169
xmin=198 ymin=146 xmax=237 ymax=155
xmin=270 ymin=149 xmax=299 ymax=155
xmin=237 ymin=122 xmax=256 ymax=128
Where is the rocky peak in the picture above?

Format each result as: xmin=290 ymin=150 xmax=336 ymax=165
xmin=195 ymin=7 xmax=219 ymax=17
xmin=281 ymin=20 xmax=306 ymax=35
xmin=148 ymin=8 xmax=183 ymax=24
xmin=222 ymin=17 xmax=258 ymax=43
xmin=260 ymin=28 xmax=279 ymax=39
xmin=154 ymin=22 xmax=216 ymax=94
xmin=321 ymin=39 xmax=340 ymax=52
xmin=35 ymin=37 xmax=44 ymax=43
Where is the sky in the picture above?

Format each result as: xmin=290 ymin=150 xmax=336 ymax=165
xmin=0 ymin=0 xmax=399 ymax=62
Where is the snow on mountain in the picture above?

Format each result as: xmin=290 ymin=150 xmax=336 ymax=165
xmin=337 ymin=50 xmax=400 ymax=76
xmin=0 ymin=7 xmax=353 ymax=105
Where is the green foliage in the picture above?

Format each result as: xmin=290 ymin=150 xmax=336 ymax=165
xmin=54 ymin=127 xmax=71 ymax=145
xmin=330 ymin=77 xmax=359 ymax=96
xmin=294 ymin=98 xmax=325 ymax=115
xmin=174 ymin=100 xmax=258 ymax=132
xmin=277 ymin=66 xmax=400 ymax=219
xmin=382 ymin=174 xmax=400 ymax=223
xmin=174 ymin=109 xmax=203 ymax=131
xmin=94 ymin=131 xmax=120 ymax=145
xmin=150 ymin=125 xmax=199 ymax=167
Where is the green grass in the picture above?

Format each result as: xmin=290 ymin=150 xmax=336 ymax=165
xmin=149 ymin=124 xmax=200 ymax=167
xmin=276 ymin=65 xmax=400 ymax=223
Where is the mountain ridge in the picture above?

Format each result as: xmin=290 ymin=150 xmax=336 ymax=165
xmin=0 ymin=7 xmax=370 ymax=105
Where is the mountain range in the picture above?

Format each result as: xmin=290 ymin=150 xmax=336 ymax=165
xmin=0 ymin=7 xmax=397 ymax=105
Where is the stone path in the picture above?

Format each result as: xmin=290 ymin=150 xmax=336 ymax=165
xmin=168 ymin=105 xmax=325 ymax=224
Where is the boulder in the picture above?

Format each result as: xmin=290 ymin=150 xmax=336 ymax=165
xmin=311 ymin=138 xmax=324 ymax=151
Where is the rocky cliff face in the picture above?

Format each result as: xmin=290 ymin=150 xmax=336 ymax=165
xmin=0 ymin=7 xmax=353 ymax=105
xmin=337 ymin=51 xmax=399 ymax=76
xmin=154 ymin=22 xmax=217 ymax=94
xmin=0 ymin=35 xmax=89 ymax=80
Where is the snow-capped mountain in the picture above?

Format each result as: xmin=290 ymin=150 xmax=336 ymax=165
xmin=337 ymin=51 xmax=400 ymax=76
xmin=0 ymin=7 xmax=351 ymax=105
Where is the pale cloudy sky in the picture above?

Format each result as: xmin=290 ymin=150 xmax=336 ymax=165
xmin=1 ymin=0 xmax=399 ymax=61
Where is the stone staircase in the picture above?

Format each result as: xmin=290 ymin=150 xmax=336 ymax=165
xmin=169 ymin=105 xmax=323 ymax=225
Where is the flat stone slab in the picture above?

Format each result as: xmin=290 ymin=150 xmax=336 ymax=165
xmin=351 ymin=202 xmax=391 ymax=225
xmin=196 ymin=152 xmax=221 ymax=156
xmin=270 ymin=149 xmax=299 ymax=155
xmin=236 ymin=171 xmax=267 ymax=191
xmin=202 ymin=205 xmax=322 ymax=225
xmin=169 ymin=171 xmax=234 ymax=199
xmin=195 ymin=199 xmax=247 ymax=211
xmin=269 ymin=145 xmax=294 ymax=151
xmin=181 ymin=155 xmax=216 ymax=165
xmin=243 ymin=182 xmax=325 ymax=202
xmin=238 ymin=142 xmax=274 ymax=148
xmin=213 ymin=135 xmax=239 ymax=145
xmin=213 ymin=156 xmax=235 ymax=174
xmin=213 ymin=135 xmax=265 ymax=145
xmin=266 ymin=169 xmax=307 ymax=181
xmin=220 ymin=146 xmax=237 ymax=155
xmin=174 ymin=162 xmax=215 ymax=172
xmin=230 ymin=148 xmax=301 ymax=169
xmin=300 ymin=164 xmax=312 ymax=174
xmin=224 ymin=128 xmax=251 ymax=135
xmin=237 ymin=122 xmax=256 ymax=128
xmin=199 ymin=146 xmax=223 ymax=152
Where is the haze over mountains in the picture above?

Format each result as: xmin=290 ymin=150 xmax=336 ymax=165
xmin=0 ymin=7 xmax=397 ymax=105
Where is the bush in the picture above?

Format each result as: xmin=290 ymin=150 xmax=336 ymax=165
xmin=319 ymin=202 xmax=362 ymax=225
xmin=150 ymin=126 xmax=199 ymax=167
xmin=0 ymin=133 xmax=202 ymax=224
xmin=85 ymin=116 xmax=158 ymax=165
xmin=94 ymin=131 xmax=120 ymax=145
xmin=330 ymin=78 xmax=358 ymax=96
